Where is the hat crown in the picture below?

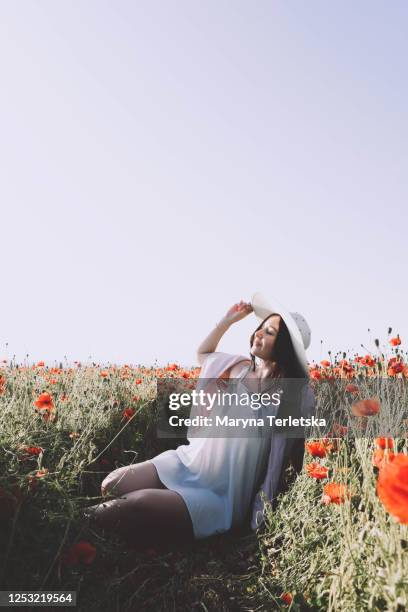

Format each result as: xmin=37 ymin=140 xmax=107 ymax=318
xmin=289 ymin=312 xmax=311 ymax=350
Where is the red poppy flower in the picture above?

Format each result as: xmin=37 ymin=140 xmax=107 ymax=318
xmin=390 ymin=336 xmax=401 ymax=346
xmin=135 ymin=378 xmax=142 ymax=385
xmin=34 ymin=393 xmax=54 ymax=410
xmin=122 ymin=407 xmax=135 ymax=421
xmin=35 ymin=469 xmax=48 ymax=477
xmin=375 ymin=437 xmax=394 ymax=450
xmin=321 ymin=438 xmax=339 ymax=452
xmin=100 ymin=371 xmax=109 ymax=378
xmin=280 ymin=592 xmax=293 ymax=605
xmin=41 ymin=410 xmax=57 ymax=422
xmin=306 ymin=462 xmax=329 ymax=479
xmin=331 ymin=423 xmax=348 ymax=437
xmin=321 ymin=482 xmax=350 ymax=505
xmin=320 ymin=360 xmax=330 ymax=368
xmin=18 ymin=445 xmax=44 ymax=456
xmin=376 ymin=453 xmax=408 ymax=523
xmin=28 ymin=469 xmax=49 ymax=492
xmin=351 ymin=398 xmax=380 ymax=417
xmin=305 ymin=441 xmax=327 ymax=458
xmin=360 ymin=355 xmax=376 ymax=367
xmin=61 ymin=540 xmax=97 ymax=566
xmin=345 ymin=384 xmax=359 ymax=395
xmin=372 ymin=449 xmax=395 ymax=469
xmin=388 ymin=362 xmax=404 ymax=376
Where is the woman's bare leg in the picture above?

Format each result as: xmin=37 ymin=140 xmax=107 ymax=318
xmin=94 ymin=488 xmax=195 ymax=552
xmin=101 ymin=460 xmax=165 ymax=498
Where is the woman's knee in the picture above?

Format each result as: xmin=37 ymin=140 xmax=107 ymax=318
xmin=100 ymin=462 xmax=164 ymax=498
xmin=101 ymin=466 xmax=127 ymax=497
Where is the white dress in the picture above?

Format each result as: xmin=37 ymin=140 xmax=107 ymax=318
xmin=150 ymin=363 xmax=275 ymax=539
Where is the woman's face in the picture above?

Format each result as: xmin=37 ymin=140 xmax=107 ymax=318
xmin=250 ymin=314 xmax=281 ymax=361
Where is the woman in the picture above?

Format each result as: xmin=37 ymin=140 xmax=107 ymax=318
xmin=86 ymin=294 xmax=313 ymax=552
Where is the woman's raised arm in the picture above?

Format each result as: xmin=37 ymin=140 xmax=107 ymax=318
xmin=196 ymin=300 xmax=253 ymax=365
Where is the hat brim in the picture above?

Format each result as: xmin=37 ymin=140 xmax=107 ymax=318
xmin=251 ymin=292 xmax=309 ymax=375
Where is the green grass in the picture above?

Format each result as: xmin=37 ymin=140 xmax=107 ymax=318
xmin=0 ymin=362 xmax=407 ymax=611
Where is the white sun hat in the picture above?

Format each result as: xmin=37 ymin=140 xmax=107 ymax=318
xmin=251 ymin=292 xmax=311 ymax=374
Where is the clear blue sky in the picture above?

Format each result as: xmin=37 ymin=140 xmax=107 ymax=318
xmin=1 ymin=1 xmax=407 ymax=367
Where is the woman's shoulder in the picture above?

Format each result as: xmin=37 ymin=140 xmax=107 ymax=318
xmin=199 ymin=352 xmax=250 ymax=379
xmin=228 ymin=359 xmax=251 ymax=378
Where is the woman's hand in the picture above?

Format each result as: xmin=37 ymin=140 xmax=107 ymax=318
xmin=220 ymin=300 xmax=253 ymax=327
xmin=197 ymin=300 xmax=253 ymax=362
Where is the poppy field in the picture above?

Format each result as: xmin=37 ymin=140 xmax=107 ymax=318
xmin=0 ymin=336 xmax=407 ymax=611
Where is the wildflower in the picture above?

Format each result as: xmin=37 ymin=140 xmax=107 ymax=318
xmin=306 ymin=462 xmax=329 ymax=479
xmin=305 ymin=441 xmax=327 ymax=458
xmin=18 ymin=445 xmax=44 ymax=456
xmin=351 ymin=398 xmax=380 ymax=417
xmin=28 ymin=469 xmax=49 ymax=492
xmin=376 ymin=453 xmax=408 ymax=524
xmin=135 ymin=378 xmax=142 ymax=385
xmin=332 ymin=423 xmax=348 ymax=437
xmin=35 ymin=469 xmax=49 ymax=477
xmin=34 ymin=393 xmax=54 ymax=410
xmin=36 ymin=361 xmax=45 ymax=367
xmin=61 ymin=540 xmax=97 ymax=566
xmin=360 ymin=355 xmax=375 ymax=367
xmin=280 ymin=592 xmax=293 ymax=605
xmin=388 ymin=362 xmax=404 ymax=376
xmin=122 ymin=407 xmax=135 ymax=421
xmin=320 ymin=360 xmax=330 ymax=367
xmin=322 ymin=438 xmax=339 ymax=452
xmin=321 ymin=482 xmax=350 ymax=505
xmin=375 ymin=437 xmax=394 ymax=450
xmin=339 ymin=360 xmax=354 ymax=374
xmin=390 ymin=336 xmax=401 ymax=346
xmin=100 ymin=371 xmax=109 ymax=378
xmin=345 ymin=384 xmax=359 ymax=395
xmin=372 ymin=449 xmax=395 ymax=469
xmin=42 ymin=410 xmax=57 ymax=422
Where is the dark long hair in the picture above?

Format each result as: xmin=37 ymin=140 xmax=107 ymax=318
xmin=249 ymin=313 xmax=309 ymax=380
xmin=248 ymin=313 xmax=308 ymax=423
